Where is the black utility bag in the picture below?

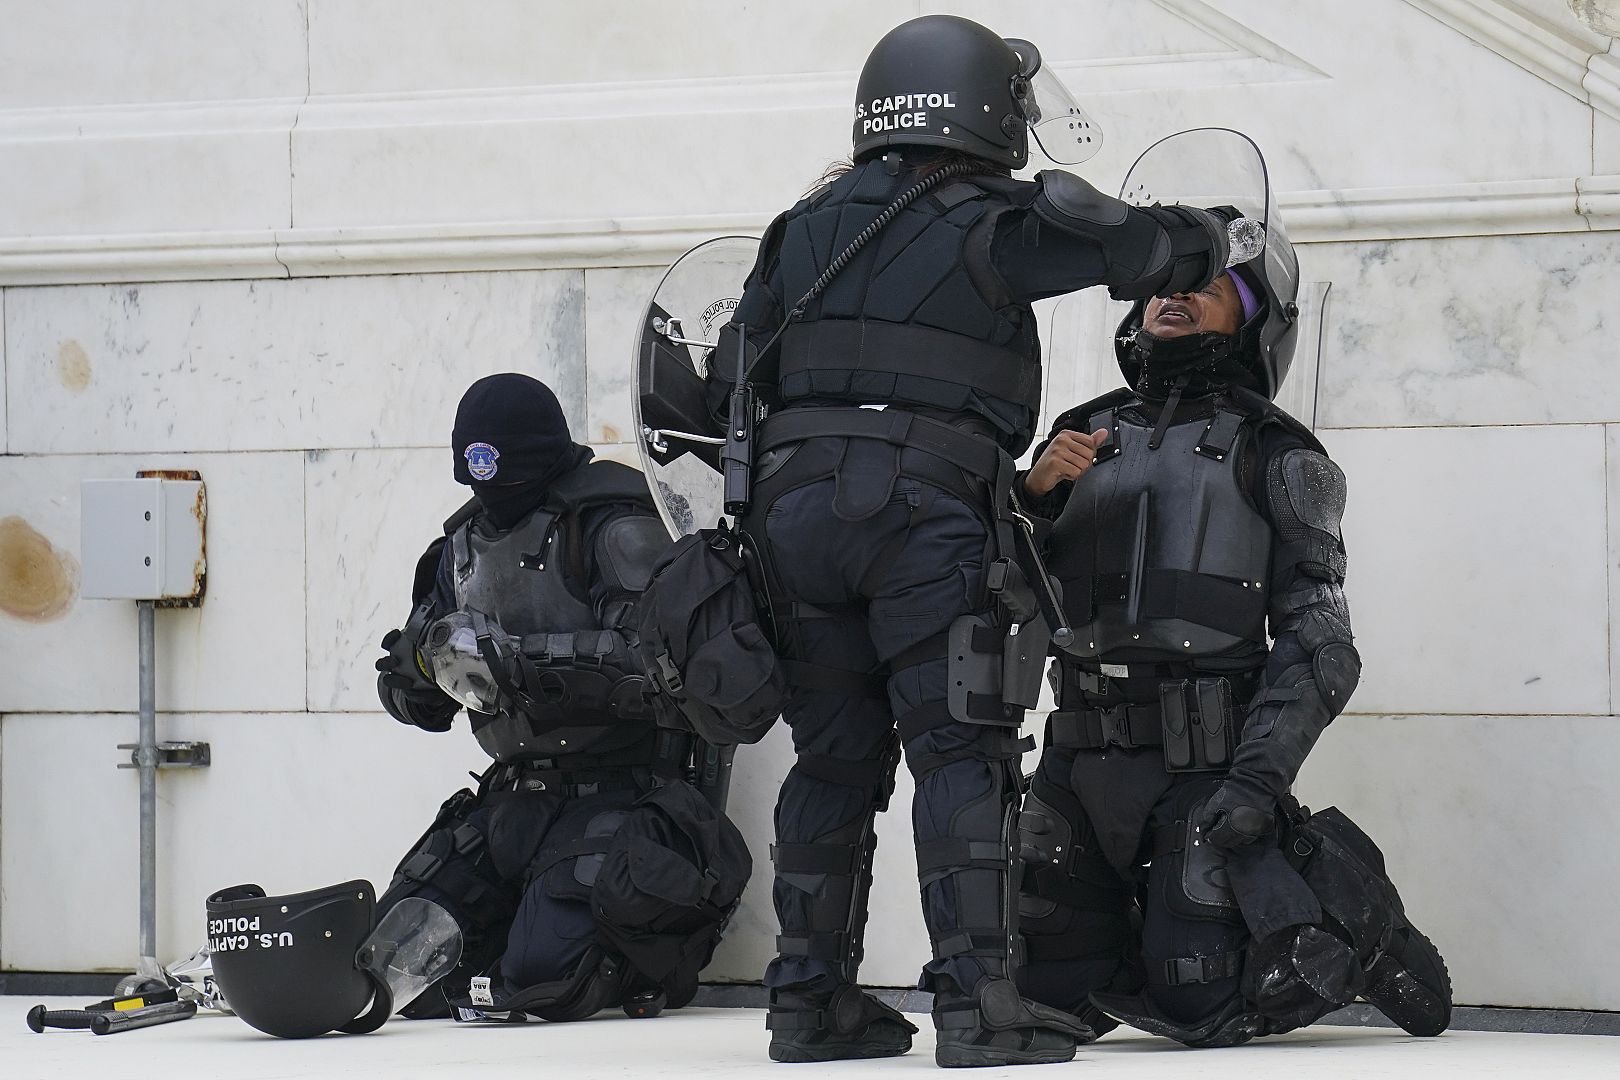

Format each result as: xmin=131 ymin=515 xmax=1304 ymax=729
xmin=592 ymin=779 xmax=752 ymax=1006
xmin=636 ymin=521 xmax=786 ymax=745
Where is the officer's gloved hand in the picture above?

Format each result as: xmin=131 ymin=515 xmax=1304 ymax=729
xmin=376 ymin=625 xmax=437 ymax=693
xmin=1112 ymin=204 xmax=1231 ymax=301
xmin=1197 ymin=779 xmax=1277 ymax=850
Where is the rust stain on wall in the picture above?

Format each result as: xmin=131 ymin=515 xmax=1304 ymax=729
xmin=0 ymin=516 xmax=80 ymax=622
xmin=56 ymin=339 xmax=92 ymax=392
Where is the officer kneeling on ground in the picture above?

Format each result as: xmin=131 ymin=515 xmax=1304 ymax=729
xmin=1015 ymin=216 xmax=1452 ymax=1046
xmin=375 ymin=373 xmax=750 ymax=1023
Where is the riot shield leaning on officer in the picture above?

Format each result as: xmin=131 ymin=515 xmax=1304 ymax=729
xmin=1014 ymin=129 xmax=1453 ymax=1048
xmin=370 ymin=372 xmax=750 ymax=1024
xmin=642 ymin=13 xmax=1243 ymax=1069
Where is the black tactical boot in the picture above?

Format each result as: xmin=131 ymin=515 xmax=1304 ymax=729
xmin=767 ymin=986 xmax=917 ymax=1063
xmin=933 ymin=978 xmax=1092 ymax=1067
xmin=1361 ymin=926 xmax=1451 ymax=1037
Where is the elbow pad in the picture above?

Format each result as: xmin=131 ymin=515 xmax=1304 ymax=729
xmin=1032 ymin=170 xmax=1228 ymax=298
xmin=596 ymin=514 xmax=673 ymax=594
xmin=1268 ymin=449 xmax=1349 ymax=583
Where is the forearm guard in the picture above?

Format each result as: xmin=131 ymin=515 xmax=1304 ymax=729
xmin=1228 ymin=449 xmax=1361 ymax=798
xmin=1031 ymin=170 xmax=1229 ymax=300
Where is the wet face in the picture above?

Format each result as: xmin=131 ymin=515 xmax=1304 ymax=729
xmin=1142 ymin=273 xmax=1245 ymax=338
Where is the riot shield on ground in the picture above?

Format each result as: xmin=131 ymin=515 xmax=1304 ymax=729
xmin=633 ymin=236 xmax=759 ymax=537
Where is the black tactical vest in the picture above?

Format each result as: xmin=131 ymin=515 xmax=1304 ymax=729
xmin=447 ymin=461 xmax=658 ymax=762
xmin=770 ymin=160 xmax=1043 ymax=452
xmin=1046 ymin=394 xmax=1272 ymax=664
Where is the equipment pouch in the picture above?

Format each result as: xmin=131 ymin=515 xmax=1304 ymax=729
xmin=1159 ymin=678 xmax=1234 ymax=773
xmin=635 ymin=522 xmax=787 ymax=745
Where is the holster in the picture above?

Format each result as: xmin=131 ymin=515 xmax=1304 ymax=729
xmin=1158 ymin=678 xmax=1235 ymax=773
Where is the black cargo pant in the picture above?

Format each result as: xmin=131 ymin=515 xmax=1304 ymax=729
xmin=757 ymin=473 xmax=1024 ymax=1007
xmin=1017 ymin=743 xmax=1249 ymax=1026
xmin=376 ymin=777 xmax=648 ymax=1015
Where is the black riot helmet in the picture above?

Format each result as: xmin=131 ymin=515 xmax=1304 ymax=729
xmin=206 ymin=880 xmax=391 ymax=1038
xmin=1113 ymin=257 xmax=1300 ymax=400
xmin=206 ymin=881 xmax=463 ymax=1039
xmin=1112 ymin=128 xmax=1301 ymax=398
xmin=851 ymin=15 xmax=1100 ymax=170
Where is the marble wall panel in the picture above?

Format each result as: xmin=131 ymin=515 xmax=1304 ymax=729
xmin=308 ymin=0 xmax=909 ymax=94
xmin=289 ymin=109 xmax=847 ymax=233
xmin=304 ymin=448 xmax=467 ymax=712
xmin=1307 ymin=232 xmax=1620 ymax=429
xmin=1596 ymin=111 xmax=1620 ymax=175
xmin=1609 ymin=425 xmax=1619 ymax=715
xmin=1326 ymin=424 xmax=1610 ymax=717
xmin=1296 ymin=714 xmax=1620 ymax=1010
xmin=1 ymin=289 xmax=7 ymax=452
xmin=4 ymin=272 xmax=587 ymax=455
xmin=0 ymin=712 xmax=490 ymax=971
xmin=0 ymin=453 xmax=306 ymax=713
xmin=0 ymin=127 xmax=295 ymax=239
xmin=0 ymin=1 xmax=308 ymax=110
xmin=584 ymin=266 xmax=663 ymax=447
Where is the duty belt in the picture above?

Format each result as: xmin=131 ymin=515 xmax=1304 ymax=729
xmin=1047 ymin=704 xmax=1163 ymax=751
xmin=757 ymin=405 xmax=1007 ymax=489
xmin=486 ymin=758 xmax=649 ymax=797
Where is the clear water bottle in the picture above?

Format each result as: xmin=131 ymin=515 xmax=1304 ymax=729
xmin=1226 ymin=217 xmax=1266 ymax=266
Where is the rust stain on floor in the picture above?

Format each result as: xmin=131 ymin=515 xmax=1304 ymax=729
xmin=0 ymin=516 xmax=80 ymax=622
xmin=56 ymin=339 xmax=92 ymax=392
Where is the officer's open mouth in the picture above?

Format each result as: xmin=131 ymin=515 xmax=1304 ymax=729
xmin=1156 ymin=306 xmax=1193 ymax=324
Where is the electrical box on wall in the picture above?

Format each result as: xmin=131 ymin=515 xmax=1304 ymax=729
xmin=80 ymin=472 xmax=207 ymax=604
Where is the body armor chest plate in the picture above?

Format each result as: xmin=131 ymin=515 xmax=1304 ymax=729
xmin=1046 ymin=401 xmax=1272 ymax=661
xmin=450 ymin=507 xmax=595 ymax=638
xmin=450 ymin=505 xmax=646 ymax=762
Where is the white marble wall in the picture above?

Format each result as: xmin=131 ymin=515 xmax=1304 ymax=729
xmin=2 ymin=0 xmax=1619 ymax=1014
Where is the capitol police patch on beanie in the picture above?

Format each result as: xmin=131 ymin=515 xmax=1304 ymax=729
xmin=464 ymin=442 xmax=500 ymax=480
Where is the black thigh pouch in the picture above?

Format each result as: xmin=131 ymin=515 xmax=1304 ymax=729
xmin=1158 ymin=678 xmax=1234 ymax=773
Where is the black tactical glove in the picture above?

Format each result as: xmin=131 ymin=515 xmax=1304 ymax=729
xmin=1197 ymin=778 xmax=1277 ymax=849
xmin=375 ymin=601 xmax=437 ymax=692
xmin=1110 ymin=203 xmax=1230 ymax=301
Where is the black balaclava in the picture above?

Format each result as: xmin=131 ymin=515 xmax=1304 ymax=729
xmin=451 ymin=373 xmax=592 ymax=530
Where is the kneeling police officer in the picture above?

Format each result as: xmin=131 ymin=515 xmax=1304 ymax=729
xmin=376 ymin=373 xmax=748 ymax=1022
xmin=1016 ymin=177 xmax=1452 ymax=1046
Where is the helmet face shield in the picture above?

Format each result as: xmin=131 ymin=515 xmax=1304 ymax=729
xmin=1024 ymin=66 xmax=1102 ymax=165
xmin=357 ymin=897 xmax=463 ymax=1014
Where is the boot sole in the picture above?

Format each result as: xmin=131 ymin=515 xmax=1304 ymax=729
xmin=935 ymin=1044 xmax=1077 ymax=1068
xmin=769 ymin=1040 xmax=912 ymax=1063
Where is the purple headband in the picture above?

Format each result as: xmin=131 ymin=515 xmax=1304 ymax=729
xmin=1225 ymin=268 xmax=1261 ymax=323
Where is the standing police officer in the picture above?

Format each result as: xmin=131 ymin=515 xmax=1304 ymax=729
xmin=1015 ymin=217 xmax=1453 ymax=1045
xmin=707 ymin=15 xmax=1237 ymax=1067
xmin=374 ymin=373 xmax=743 ymax=1021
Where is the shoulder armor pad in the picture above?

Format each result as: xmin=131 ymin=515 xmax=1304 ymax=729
xmin=411 ymin=536 xmax=449 ymax=603
xmin=441 ymin=496 xmax=480 ymax=536
xmin=1032 ymin=169 xmax=1131 ymax=229
xmin=1047 ymin=387 xmax=1137 ymax=438
xmin=1227 ymin=386 xmax=1328 ymax=455
xmin=594 ymin=513 xmax=673 ymax=594
xmin=1272 ymin=448 xmax=1347 ymax=540
xmin=548 ymin=460 xmax=658 ymax=514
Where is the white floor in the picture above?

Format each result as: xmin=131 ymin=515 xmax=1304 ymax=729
xmin=4 ymin=1000 xmax=1615 ymax=1080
